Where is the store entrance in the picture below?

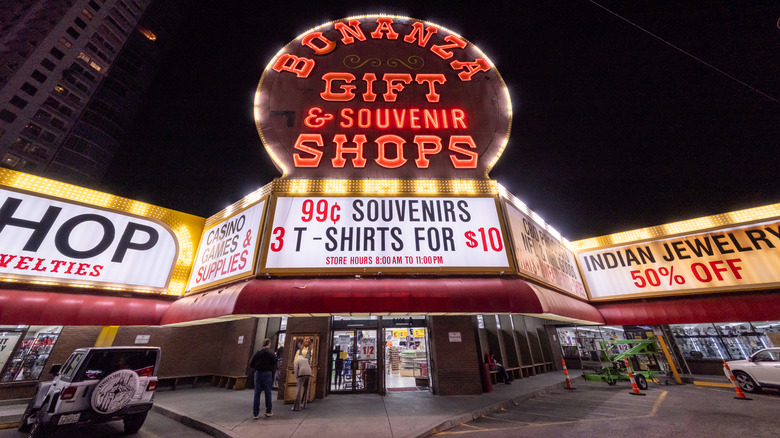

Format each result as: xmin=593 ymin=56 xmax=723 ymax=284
xmin=384 ymin=325 xmax=429 ymax=391
xmin=330 ymin=329 xmax=378 ymax=393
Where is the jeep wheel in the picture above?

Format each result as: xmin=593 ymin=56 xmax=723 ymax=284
xmin=123 ymin=411 xmax=148 ymax=434
xmin=28 ymin=413 xmax=54 ymax=438
xmin=18 ymin=390 xmax=38 ymax=432
xmin=91 ymin=369 xmax=140 ymax=415
xmin=733 ymin=371 xmax=760 ymax=393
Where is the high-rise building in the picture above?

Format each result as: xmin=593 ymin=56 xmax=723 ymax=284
xmin=0 ymin=0 xmax=186 ymax=185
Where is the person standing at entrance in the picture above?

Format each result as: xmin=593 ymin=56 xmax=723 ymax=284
xmin=295 ymin=336 xmax=313 ymax=362
xmin=249 ymin=339 xmax=277 ymax=418
xmin=293 ymin=355 xmax=313 ymax=411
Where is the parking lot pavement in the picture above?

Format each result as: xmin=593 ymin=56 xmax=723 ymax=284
xmin=435 ymin=380 xmax=780 ymax=437
xmin=0 ymin=410 xmax=211 ymax=438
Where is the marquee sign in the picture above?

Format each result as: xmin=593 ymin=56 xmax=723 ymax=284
xmin=578 ymin=218 xmax=780 ymax=300
xmin=254 ymin=15 xmax=512 ymax=179
xmin=503 ymin=201 xmax=587 ymax=299
xmin=262 ymin=196 xmax=512 ymax=273
xmin=187 ymin=200 xmax=267 ymax=292
xmin=0 ymin=187 xmax=179 ymax=290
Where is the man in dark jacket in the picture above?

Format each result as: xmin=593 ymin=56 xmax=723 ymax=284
xmin=250 ymin=338 xmax=277 ymax=418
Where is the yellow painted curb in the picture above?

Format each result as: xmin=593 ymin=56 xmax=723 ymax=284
xmin=693 ymin=381 xmax=732 ymax=388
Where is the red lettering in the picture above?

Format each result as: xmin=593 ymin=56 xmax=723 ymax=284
xmin=90 ymin=265 xmax=103 ymax=277
xmin=64 ymin=261 xmax=77 ymax=274
xmin=76 ymin=263 xmax=89 ymax=276
xmin=0 ymin=254 xmax=17 ymax=268
xmin=382 ymin=73 xmax=412 ymax=102
xmin=414 ymin=135 xmax=443 ymax=168
xmin=362 ymin=73 xmax=377 ymax=102
xmin=301 ymin=31 xmax=336 ymax=55
xmin=450 ymin=58 xmax=491 ymax=81
xmin=371 ymin=17 xmax=399 ymax=39
xmin=375 ymin=135 xmax=407 ymax=168
xmin=340 ymin=108 xmax=354 ymax=128
xmin=448 ymin=135 xmax=478 ymax=168
xmin=334 ymin=19 xmax=366 ymax=44
xmin=50 ymin=260 xmax=67 ymax=273
xmin=293 ymin=134 xmax=325 ymax=167
xmin=430 ymin=34 xmax=466 ymax=59
xmin=415 ymin=74 xmax=446 ymax=102
xmin=238 ymin=250 xmax=248 ymax=270
xmin=321 ymin=72 xmax=356 ymax=101
xmin=332 ymin=134 xmax=367 ymax=168
xmin=14 ymin=256 xmax=33 ymax=270
xmin=32 ymin=258 xmax=47 ymax=272
xmin=272 ymin=54 xmax=315 ymax=78
xmin=403 ymin=21 xmax=437 ymax=47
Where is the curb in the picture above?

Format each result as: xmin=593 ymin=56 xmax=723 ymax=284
xmin=414 ymin=380 xmax=567 ymax=437
xmin=152 ymin=404 xmax=237 ymax=438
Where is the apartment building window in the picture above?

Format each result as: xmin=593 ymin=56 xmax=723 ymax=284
xmin=10 ymin=96 xmax=28 ymax=109
xmin=22 ymin=123 xmax=42 ymax=137
xmin=88 ymin=0 xmax=101 ymax=12
xmin=40 ymin=131 xmax=56 ymax=143
xmin=82 ymin=9 xmax=94 ymax=20
xmin=49 ymin=47 xmax=65 ymax=60
xmin=50 ymin=118 xmax=66 ymax=130
xmin=74 ymin=17 xmax=87 ymax=30
xmin=59 ymin=37 xmax=72 ymax=49
xmin=66 ymin=27 xmax=80 ymax=40
xmin=31 ymin=70 xmax=47 ymax=83
xmin=34 ymin=110 xmax=52 ymax=122
xmin=21 ymin=82 xmax=38 ymax=96
xmin=40 ymin=59 xmax=55 ymax=71
xmin=0 ymin=110 xmax=17 ymax=123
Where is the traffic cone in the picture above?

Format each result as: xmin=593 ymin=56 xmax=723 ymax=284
xmin=723 ymin=359 xmax=752 ymax=400
xmin=624 ymin=358 xmax=646 ymax=396
xmin=562 ymin=357 xmax=575 ymax=390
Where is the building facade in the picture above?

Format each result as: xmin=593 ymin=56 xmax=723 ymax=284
xmin=0 ymin=0 xmax=185 ymax=184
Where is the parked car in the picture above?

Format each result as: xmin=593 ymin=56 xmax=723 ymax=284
xmin=724 ymin=347 xmax=780 ymax=393
xmin=18 ymin=346 xmax=161 ymax=437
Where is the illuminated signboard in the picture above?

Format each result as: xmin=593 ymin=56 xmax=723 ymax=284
xmin=503 ymin=201 xmax=586 ymax=299
xmin=254 ymin=15 xmax=512 ymax=179
xmin=262 ymin=196 xmax=511 ymax=273
xmin=0 ymin=187 xmax=178 ymax=291
xmin=578 ymin=218 xmax=780 ymax=300
xmin=187 ymin=200 xmax=267 ymax=292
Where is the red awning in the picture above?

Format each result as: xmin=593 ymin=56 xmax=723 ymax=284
xmin=594 ymin=291 xmax=780 ymax=325
xmin=160 ymin=277 xmax=604 ymax=325
xmin=0 ymin=289 xmax=172 ymax=326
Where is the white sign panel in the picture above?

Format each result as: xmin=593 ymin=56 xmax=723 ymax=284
xmin=448 ymin=332 xmax=462 ymax=342
xmin=134 ymin=335 xmax=150 ymax=344
xmin=263 ymin=197 xmax=510 ymax=271
xmin=504 ymin=202 xmax=586 ymax=298
xmin=0 ymin=332 xmax=22 ymax=372
xmin=187 ymin=201 xmax=265 ymax=291
xmin=578 ymin=218 xmax=780 ymax=299
xmin=0 ymin=188 xmax=178 ymax=289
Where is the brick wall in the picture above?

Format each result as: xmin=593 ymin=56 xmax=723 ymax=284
xmin=281 ymin=317 xmax=331 ymax=399
xmin=429 ymin=316 xmax=482 ymax=396
xmin=114 ymin=318 xmax=257 ymax=378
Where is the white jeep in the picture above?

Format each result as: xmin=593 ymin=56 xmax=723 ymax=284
xmin=18 ymin=346 xmax=161 ymax=437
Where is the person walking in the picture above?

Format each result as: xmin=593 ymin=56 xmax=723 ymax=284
xmin=249 ymin=338 xmax=277 ymax=418
xmin=293 ymin=355 xmax=313 ymax=411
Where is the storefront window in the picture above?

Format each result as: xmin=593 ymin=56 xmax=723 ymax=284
xmin=556 ymin=325 xmax=626 ymax=360
xmin=671 ymin=321 xmax=778 ymax=361
xmin=1 ymin=326 xmax=62 ymax=382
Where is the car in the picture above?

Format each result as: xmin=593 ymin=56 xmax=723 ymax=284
xmin=18 ymin=346 xmax=161 ymax=437
xmin=724 ymin=347 xmax=780 ymax=393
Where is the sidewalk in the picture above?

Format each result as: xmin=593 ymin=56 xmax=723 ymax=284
xmin=0 ymin=371 xmax=576 ymax=437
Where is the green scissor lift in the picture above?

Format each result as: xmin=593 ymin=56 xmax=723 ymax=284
xmin=581 ymin=339 xmax=665 ymax=390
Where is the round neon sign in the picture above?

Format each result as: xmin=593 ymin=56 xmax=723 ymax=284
xmin=254 ymin=15 xmax=512 ymax=180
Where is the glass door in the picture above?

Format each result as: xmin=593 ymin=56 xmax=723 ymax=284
xmin=330 ymin=329 xmax=378 ymax=393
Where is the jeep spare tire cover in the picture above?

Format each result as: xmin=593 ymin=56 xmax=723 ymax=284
xmin=90 ymin=369 xmax=140 ymax=414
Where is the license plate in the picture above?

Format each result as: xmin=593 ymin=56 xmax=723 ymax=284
xmin=58 ymin=413 xmax=81 ymax=425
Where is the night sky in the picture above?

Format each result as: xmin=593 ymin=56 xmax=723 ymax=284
xmin=101 ymin=1 xmax=780 ymax=241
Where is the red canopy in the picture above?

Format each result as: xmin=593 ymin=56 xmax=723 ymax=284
xmin=160 ymin=277 xmax=604 ymax=325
